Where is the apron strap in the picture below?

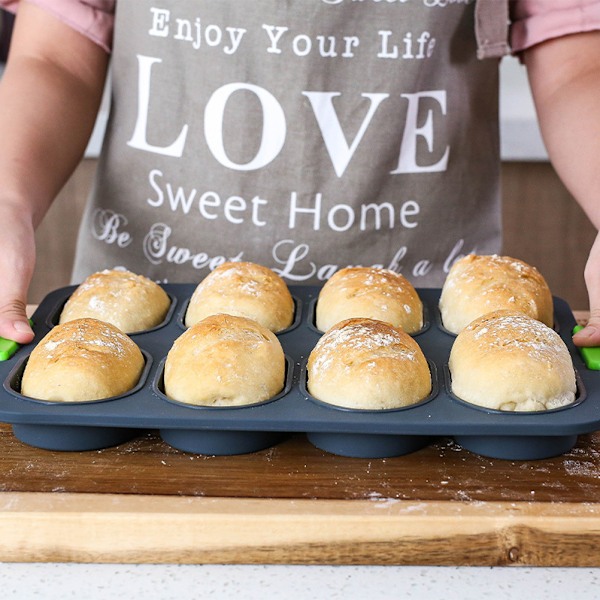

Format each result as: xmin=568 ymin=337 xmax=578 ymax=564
xmin=475 ymin=0 xmax=511 ymax=59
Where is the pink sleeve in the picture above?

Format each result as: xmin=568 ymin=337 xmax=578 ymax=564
xmin=510 ymin=0 xmax=600 ymax=52
xmin=0 ymin=0 xmax=115 ymax=53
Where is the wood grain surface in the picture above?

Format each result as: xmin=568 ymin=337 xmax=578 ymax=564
xmin=2 ymin=425 xmax=600 ymax=504
xmin=0 ymin=309 xmax=597 ymax=566
xmin=1 ymin=424 xmax=600 ymax=566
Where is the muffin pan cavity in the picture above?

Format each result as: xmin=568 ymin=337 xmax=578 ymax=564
xmin=0 ymin=285 xmax=598 ymax=459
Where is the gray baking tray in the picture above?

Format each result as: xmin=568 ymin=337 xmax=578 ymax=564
xmin=0 ymin=284 xmax=596 ymax=460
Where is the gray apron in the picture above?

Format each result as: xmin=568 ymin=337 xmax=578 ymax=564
xmin=73 ymin=0 xmax=509 ymax=286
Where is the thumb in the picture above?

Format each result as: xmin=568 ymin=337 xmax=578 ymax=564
xmin=0 ymin=204 xmax=36 ymax=344
xmin=573 ymin=231 xmax=600 ymax=347
xmin=0 ymin=299 xmax=34 ymax=345
xmin=573 ymin=308 xmax=600 ymax=347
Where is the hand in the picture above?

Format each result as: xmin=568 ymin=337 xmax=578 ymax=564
xmin=0 ymin=202 xmax=35 ymax=344
xmin=573 ymin=230 xmax=600 ymax=347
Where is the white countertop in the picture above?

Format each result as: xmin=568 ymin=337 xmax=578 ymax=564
xmin=0 ymin=563 xmax=598 ymax=599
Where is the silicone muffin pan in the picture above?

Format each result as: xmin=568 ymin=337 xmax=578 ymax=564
xmin=0 ymin=284 xmax=597 ymax=460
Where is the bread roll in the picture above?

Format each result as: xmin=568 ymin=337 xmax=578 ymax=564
xmin=439 ymin=254 xmax=553 ymax=334
xmin=307 ymin=317 xmax=431 ymax=410
xmin=449 ymin=310 xmax=576 ymax=412
xmin=165 ymin=314 xmax=286 ymax=407
xmin=21 ymin=318 xmax=145 ymax=403
xmin=316 ymin=267 xmax=423 ymax=333
xmin=60 ymin=269 xmax=170 ymax=333
xmin=185 ymin=262 xmax=294 ymax=332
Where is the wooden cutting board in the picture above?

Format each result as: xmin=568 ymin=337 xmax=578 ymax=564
xmin=0 ymin=311 xmax=598 ymax=566
xmin=1 ymin=425 xmax=600 ymax=566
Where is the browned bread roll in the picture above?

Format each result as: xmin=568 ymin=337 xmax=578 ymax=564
xmin=315 ymin=267 xmax=423 ymax=333
xmin=449 ymin=310 xmax=576 ymax=412
xmin=165 ymin=314 xmax=286 ymax=407
xmin=21 ymin=318 xmax=145 ymax=402
xmin=439 ymin=254 xmax=553 ymax=334
xmin=307 ymin=317 xmax=431 ymax=410
xmin=60 ymin=269 xmax=170 ymax=333
xmin=185 ymin=262 xmax=294 ymax=332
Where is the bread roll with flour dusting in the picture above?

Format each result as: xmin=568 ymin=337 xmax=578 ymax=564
xmin=449 ymin=310 xmax=576 ymax=412
xmin=185 ymin=262 xmax=294 ymax=332
xmin=307 ymin=317 xmax=431 ymax=410
xmin=21 ymin=318 xmax=145 ymax=402
xmin=439 ymin=254 xmax=553 ymax=334
xmin=316 ymin=267 xmax=423 ymax=333
xmin=165 ymin=314 xmax=286 ymax=407
xmin=60 ymin=269 xmax=170 ymax=333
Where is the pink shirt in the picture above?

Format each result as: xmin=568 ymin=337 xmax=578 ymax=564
xmin=511 ymin=0 xmax=600 ymax=51
xmin=1 ymin=0 xmax=600 ymax=54
xmin=0 ymin=0 xmax=115 ymax=53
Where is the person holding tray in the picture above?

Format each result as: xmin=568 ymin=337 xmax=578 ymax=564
xmin=0 ymin=0 xmax=599 ymax=347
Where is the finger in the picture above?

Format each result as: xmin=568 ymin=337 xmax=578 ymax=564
xmin=573 ymin=231 xmax=600 ymax=347
xmin=572 ymin=310 xmax=600 ymax=346
xmin=0 ymin=299 xmax=34 ymax=344
xmin=0 ymin=211 xmax=36 ymax=344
